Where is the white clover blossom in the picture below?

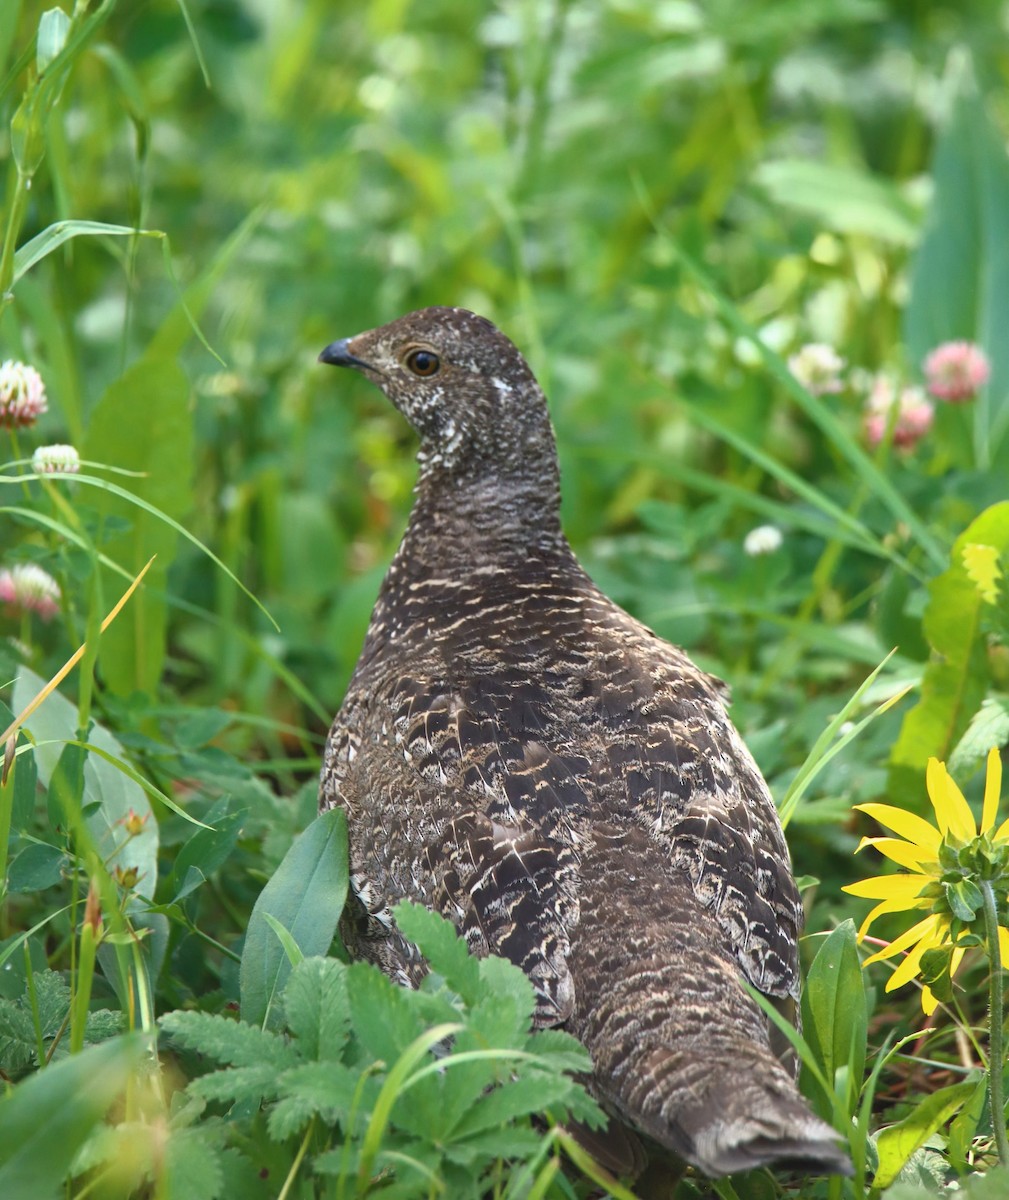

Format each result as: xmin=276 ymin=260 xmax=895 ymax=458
xmin=787 ymin=344 xmax=845 ymax=396
xmin=0 ymin=563 xmax=61 ymax=621
xmin=0 ymin=360 xmax=48 ymax=428
xmin=32 ymin=443 xmax=80 ymax=474
xmin=744 ymin=525 xmax=784 ymax=556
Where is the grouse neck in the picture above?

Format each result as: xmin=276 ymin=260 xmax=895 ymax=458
xmin=391 ymin=460 xmax=569 ymax=578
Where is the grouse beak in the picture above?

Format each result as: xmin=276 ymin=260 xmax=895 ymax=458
xmin=318 ymin=338 xmax=374 ymax=371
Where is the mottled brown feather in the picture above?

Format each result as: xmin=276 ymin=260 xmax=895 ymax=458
xmin=318 ymin=307 xmax=850 ymax=1179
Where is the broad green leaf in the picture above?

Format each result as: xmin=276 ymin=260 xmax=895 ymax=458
xmin=82 ymin=357 xmax=194 ymax=696
xmin=904 ymin=86 xmax=1009 ymax=467
xmin=164 ymin=796 xmax=247 ymax=903
xmin=393 ymin=901 xmax=481 ymax=1006
xmin=873 ymin=1079 xmax=978 ymax=1189
xmin=755 ymin=159 xmax=919 ymax=245
xmin=239 ymin=808 xmax=349 ymax=1029
xmin=0 ymin=1034 xmax=145 ymax=1198
xmin=890 ymin=502 xmax=1009 ymax=796
xmin=800 ymin=921 xmax=867 ymax=1122
xmin=13 ymin=668 xmax=158 ymax=892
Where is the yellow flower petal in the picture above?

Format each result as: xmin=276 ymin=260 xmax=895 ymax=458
xmin=888 ymin=924 xmax=947 ymax=991
xmin=996 ymin=815 xmax=1009 ymax=843
xmin=927 ymin=757 xmax=977 ymax=842
xmin=857 ymin=898 xmax=924 ymax=940
xmin=922 ymin=985 xmax=939 ymax=1015
xmin=856 ymin=836 xmax=937 ymax=872
xmin=982 ymin=746 xmax=1003 ymax=835
xmin=863 ymin=914 xmax=943 ymax=966
xmin=843 ymin=874 xmax=933 ymax=902
xmin=855 ymin=803 xmax=941 ymax=852
xmin=999 ymin=926 xmax=1009 ymax=966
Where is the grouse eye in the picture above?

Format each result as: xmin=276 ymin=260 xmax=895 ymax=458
xmin=405 ymin=349 xmax=441 ymax=377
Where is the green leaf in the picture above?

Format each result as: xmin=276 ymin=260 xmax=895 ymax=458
xmin=346 ymin=960 xmax=425 ymax=1064
xmin=164 ymin=1126 xmax=225 ymax=1200
xmin=393 ymin=901 xmax=481 ymax=1006
xmin=873 ymin=1079 xmax=978 ymax=1190
xmin=945 ymin=878 xmax=983 ymax=922
xmin=0 ymin=1034 xmax=145 ymax=1198
xmin=949 ymin=698 xmax=1009 ymax=781
xmin=164 ymin=796 xmax=247 ymax=903
xmin=159 ymin=1009 xmax=298 ymax=1071
xmin=13 ymin=668 xmax=158 ymax=893
xmin=890 ymin=502 xmax=1009 ymax=794
xmin=12 ymin=220 xmax=164 ymax=286
xmin=282 ymin=956 xmax=350 ymax=1063
xmin=754 ymin=159 xmax=919 ymax=245
xmin=904 ymin=86 xmax=1009 ymax=466
xmin=82 ymin=357 xmax=194 ymax=696
xmin=800 ymin=920 xmax=867 ymax=1122
xmin=239 ymin=808 xmax=349 ymax=1029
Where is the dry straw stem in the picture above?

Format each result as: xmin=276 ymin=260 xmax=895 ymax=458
xmin=0 ymin=555 xmax=156 ymax=769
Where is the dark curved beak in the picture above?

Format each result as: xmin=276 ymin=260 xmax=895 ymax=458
xmin=318 ymin=338 xmax=373 ymax=370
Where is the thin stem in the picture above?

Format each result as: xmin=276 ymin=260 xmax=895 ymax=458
xmin=982 ymin=880 xmax=1009 ymax=1166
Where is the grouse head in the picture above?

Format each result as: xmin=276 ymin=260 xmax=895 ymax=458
xmin=319 ymin=307 xmax=558 ymax=486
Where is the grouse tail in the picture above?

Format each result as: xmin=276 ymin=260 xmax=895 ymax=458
xmin=567 ymin=830 xmax=852 ymax=1179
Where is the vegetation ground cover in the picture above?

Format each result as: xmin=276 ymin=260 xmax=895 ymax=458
xmin=2 ymin=2 xmax=1009 ymax=1197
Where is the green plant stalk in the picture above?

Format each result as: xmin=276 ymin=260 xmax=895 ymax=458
xmin=24 ymin=940 xmax=47 ymax=1068
xmin=982 ymin=880 xmax=1009 ymax=1166
xmin=277 ymin=1116 xmax=314 ymax=1200
xmin=0 ymin=167 xmax=31 ymax=307
xmin=70 ymin=907 xmax=98 ymax=1053
xmin=0 ymin=744 xmax=15 ymax=910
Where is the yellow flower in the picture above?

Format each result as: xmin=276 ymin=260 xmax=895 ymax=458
xmin=843 ymin=747 xmax=1009 ymax=1014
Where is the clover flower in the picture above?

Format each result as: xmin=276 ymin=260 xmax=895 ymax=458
xmin=32 ymin=443 xmax=80 ymax=474
xmin=788 ymin=343 xmax=845 ymax=395
xmin=0 ymin=563 xmax=62 ymax=622
xmin=924 ymin=341 xmax=990 ymax=403
xmin=743 ymin=524 xmax=783 ymax=556
xmin=0 ymin=360 xmax=48 ymax=428
xmin=863 ymin=377 xmax=934 ymax=450
xmin=844 ymin=748 xmax=1009 ymax=1014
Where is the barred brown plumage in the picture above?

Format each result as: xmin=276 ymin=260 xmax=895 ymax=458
xmin=317 ymin=307 xmax=852 ymax=1181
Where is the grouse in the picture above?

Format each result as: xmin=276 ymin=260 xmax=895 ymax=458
xmin=317 ymin=306 xmax=851 ymax=1181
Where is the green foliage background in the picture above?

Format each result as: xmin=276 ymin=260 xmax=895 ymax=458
xmin=2 ymin=0 xmax=1009 ymax=1196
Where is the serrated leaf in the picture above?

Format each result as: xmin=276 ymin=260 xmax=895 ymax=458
xmin=188 ymin=1065 xmax=282 ymax=1107
xmin=240 ymin=808 xmax=348 ymax=1030
xmin=82 ymin=357 xmax=194 ymax=695
xmin=450 ymin=1073 xmax=579 ymax=1140
xmin=874 ymin=1080 xmax=978 ymax=1189
xmin=282 ymin=956 xmax=350 ymax=1062
xmin=346 ymin=962 xmax=425 ymax=1064
xmin=268 ymin=1061 xmax=363 ymax=1140
xmin=962 ymin=543 xmax=1003 ymax=604
xmin=890 ymin=502 xmax=1009 ymax=794
xmin=164 ymin=1126 xmax=225 ymax=1200
xmin=393 ymin=901 xmax=481 ymax=1005
xmin=476 ymin=954 xmax=535 ymax=1036
xmin=159 ymin=1010 xmax=298 ymax=1071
